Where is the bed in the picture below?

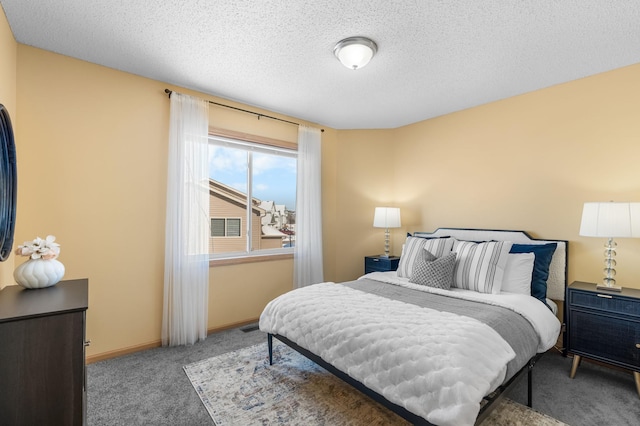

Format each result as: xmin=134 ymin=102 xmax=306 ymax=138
xmin=259 ymin=228 xmax=567 ymax=426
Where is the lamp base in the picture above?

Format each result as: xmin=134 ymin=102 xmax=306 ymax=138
xmin=379 ymin=254 xmax=390 ymax=258
xmin=596 ymin=284 xmax=622 ymax=292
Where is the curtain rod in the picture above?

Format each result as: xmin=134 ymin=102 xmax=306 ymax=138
xmin=164 ymin=89 xmax=323 ymax=132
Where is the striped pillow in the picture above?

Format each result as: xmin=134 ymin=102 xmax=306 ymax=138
xmin=397 ymin=236 xmax=454 ymax=278
xmin=452 ymin=240 xmax=513 ymax=294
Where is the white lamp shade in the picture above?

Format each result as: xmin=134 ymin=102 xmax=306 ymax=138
xmin=579 ymin=202 xmax=640 ymax=238
xmin=334 ymin=37 xmax=377 ymax=70
xmin=373 ymin=207 xmax=401 ymax=228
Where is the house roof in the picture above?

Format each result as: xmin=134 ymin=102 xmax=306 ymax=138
xmin=2 ymin=1 xmax=639 ymax=129
xmin=261 ymin=225 xmax=286 ymax=237
xmin=209 ymin=180 xmax=264 ymax=215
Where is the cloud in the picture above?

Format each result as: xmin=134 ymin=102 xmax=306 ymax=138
xmin=209 ymin=146 xmax=246 ymax=172
xmin=253 ymin=153 xmax=295 ymax=176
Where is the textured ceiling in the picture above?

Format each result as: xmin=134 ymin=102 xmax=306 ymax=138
xmin=2 ymin=1 xmax=639 ymax=129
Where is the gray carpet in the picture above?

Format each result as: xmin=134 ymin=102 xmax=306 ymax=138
xmin=87 ymin=326 xmax=640 ymax=425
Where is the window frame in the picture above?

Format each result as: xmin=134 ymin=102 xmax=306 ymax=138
xmin=208 ymin=128 xmax=297 ymax=264
xmin=210 ymin=217 xmax=242 ymax=238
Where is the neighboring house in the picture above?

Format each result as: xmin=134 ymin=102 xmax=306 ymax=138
xmin=259 ymin=200 xmax=291 ymax=229
xmin=209 ymin=179 xmax=289 ymax=254
xmin=259 ymin=200 xmax=276 ymax=227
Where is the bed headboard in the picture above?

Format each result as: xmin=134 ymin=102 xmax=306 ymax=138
xmin=413 ymin=228 xmax=568 ymax=301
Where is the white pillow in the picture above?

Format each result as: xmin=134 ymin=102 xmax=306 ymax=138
xmin=397 ymin=236 xmax=454 ymax=278
xmin=452 ymin=240 xmax=513 ymax=294
xmin=501 ymin=253 xmax=535 ymax=295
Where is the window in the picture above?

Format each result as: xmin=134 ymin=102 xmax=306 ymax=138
xmin=211 ymin=218 xmax=241 ymax=237
xmin=208 ymin=133 xmax=296 ymax=258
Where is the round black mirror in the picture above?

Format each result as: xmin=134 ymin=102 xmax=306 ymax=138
xmin=0 ymin=103 xmax=17 ymax=262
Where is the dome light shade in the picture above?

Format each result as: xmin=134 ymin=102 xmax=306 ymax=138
xmin=333 ymin=37 xmax=377 ymax=70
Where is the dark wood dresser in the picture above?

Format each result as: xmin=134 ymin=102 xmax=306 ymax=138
xmin=0 ymin=279 xmax=88 ymax=425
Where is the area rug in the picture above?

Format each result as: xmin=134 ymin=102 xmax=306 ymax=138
xmin=184 ymin=342 xmax=568 ymax=425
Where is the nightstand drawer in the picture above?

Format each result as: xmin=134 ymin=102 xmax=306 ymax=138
xmin=569 ymin=309 xmax=640 ymax=369
xmin=364 ymin=256 xmax=400 ymax=273
xmin=569 ymin=289 xmax=640 ymax=319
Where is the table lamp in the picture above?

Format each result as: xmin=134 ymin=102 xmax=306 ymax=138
xmin=373 ymin=207 xmax=401 ymax=258
xmin=579 ymin=201 xmax=640 ymax=291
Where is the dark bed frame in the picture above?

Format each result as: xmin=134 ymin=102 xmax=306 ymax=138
xmin=266 ymin=228 xmax=568 ymax=425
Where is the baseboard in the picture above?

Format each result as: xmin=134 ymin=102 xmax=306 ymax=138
xmin=85 ymin=317 xmax=260 ymax=364
xmin=207 ymin=317 xmax=260 ymax=335
xmin=86 ymin=340 xmax=162 ymax=364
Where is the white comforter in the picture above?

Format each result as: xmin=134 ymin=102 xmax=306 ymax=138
xmin=259 ymin=282 xmax=519 ymax=426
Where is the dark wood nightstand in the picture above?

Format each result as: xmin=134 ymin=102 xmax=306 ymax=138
xmin=364 ymin=255 xmax=400 ymax=274
xmin=566 ymin=281 xmax=640 ymax=397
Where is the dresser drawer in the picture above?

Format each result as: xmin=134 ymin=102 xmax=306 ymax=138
xmin=569 ymin=289 xmax=640 ymax=319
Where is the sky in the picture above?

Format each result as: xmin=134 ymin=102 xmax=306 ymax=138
xmin=209 ymin=146 xmax=297 ymax=210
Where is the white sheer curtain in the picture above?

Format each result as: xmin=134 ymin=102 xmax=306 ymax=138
xmin=162 ymin=93 xmax=210 ymax=346
xmin=294 ymin=125 xmax=324 ymax=287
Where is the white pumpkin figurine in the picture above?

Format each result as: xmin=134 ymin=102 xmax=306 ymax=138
xmin=13 ymin=235 xmax=65 ymax=289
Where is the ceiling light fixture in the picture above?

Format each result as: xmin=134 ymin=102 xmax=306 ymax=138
xmin=333 ymin=36 xmax=378 ymax=70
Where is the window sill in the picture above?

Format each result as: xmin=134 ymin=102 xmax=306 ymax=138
xmin=209 ymin=253 xmax=293 ymax=267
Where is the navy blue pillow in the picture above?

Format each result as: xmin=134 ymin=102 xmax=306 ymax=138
xmin=509 ymin=243 xmax=557 ymax=307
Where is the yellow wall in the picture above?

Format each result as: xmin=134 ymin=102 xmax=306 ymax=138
xmin=334 ymin=64 xmax=640 ymax=289
xmin=14 ymin=45 xmax=337 ymax=358
xmin=396 ymin=65 xmax=640 ymax=289
xmin=333 ymin=129 xmax=397 ymax=281
xmin=0 ymin=7 xmax=17 ymax=289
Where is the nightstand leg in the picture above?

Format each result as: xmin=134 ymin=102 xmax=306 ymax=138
xmin=570 ymin=355 xmax=581 ymax=379
xmin=634 ymin=372 xmax=640 ymax=398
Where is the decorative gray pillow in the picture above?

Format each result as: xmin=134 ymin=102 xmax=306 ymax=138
xmin=409 ymin=249 xmax=457 ymax=290
xmin=397 ymin=236 xmax=454 ymax=278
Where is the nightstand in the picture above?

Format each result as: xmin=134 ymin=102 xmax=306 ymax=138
xmin=364 ymin=255 xmax=400 ymax=274
xmin=566 ymin=281 xmax=640 ymax=397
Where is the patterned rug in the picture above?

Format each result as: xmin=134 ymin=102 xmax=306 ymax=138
xmin=184 ymin=342 xmax=568 ymax=425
